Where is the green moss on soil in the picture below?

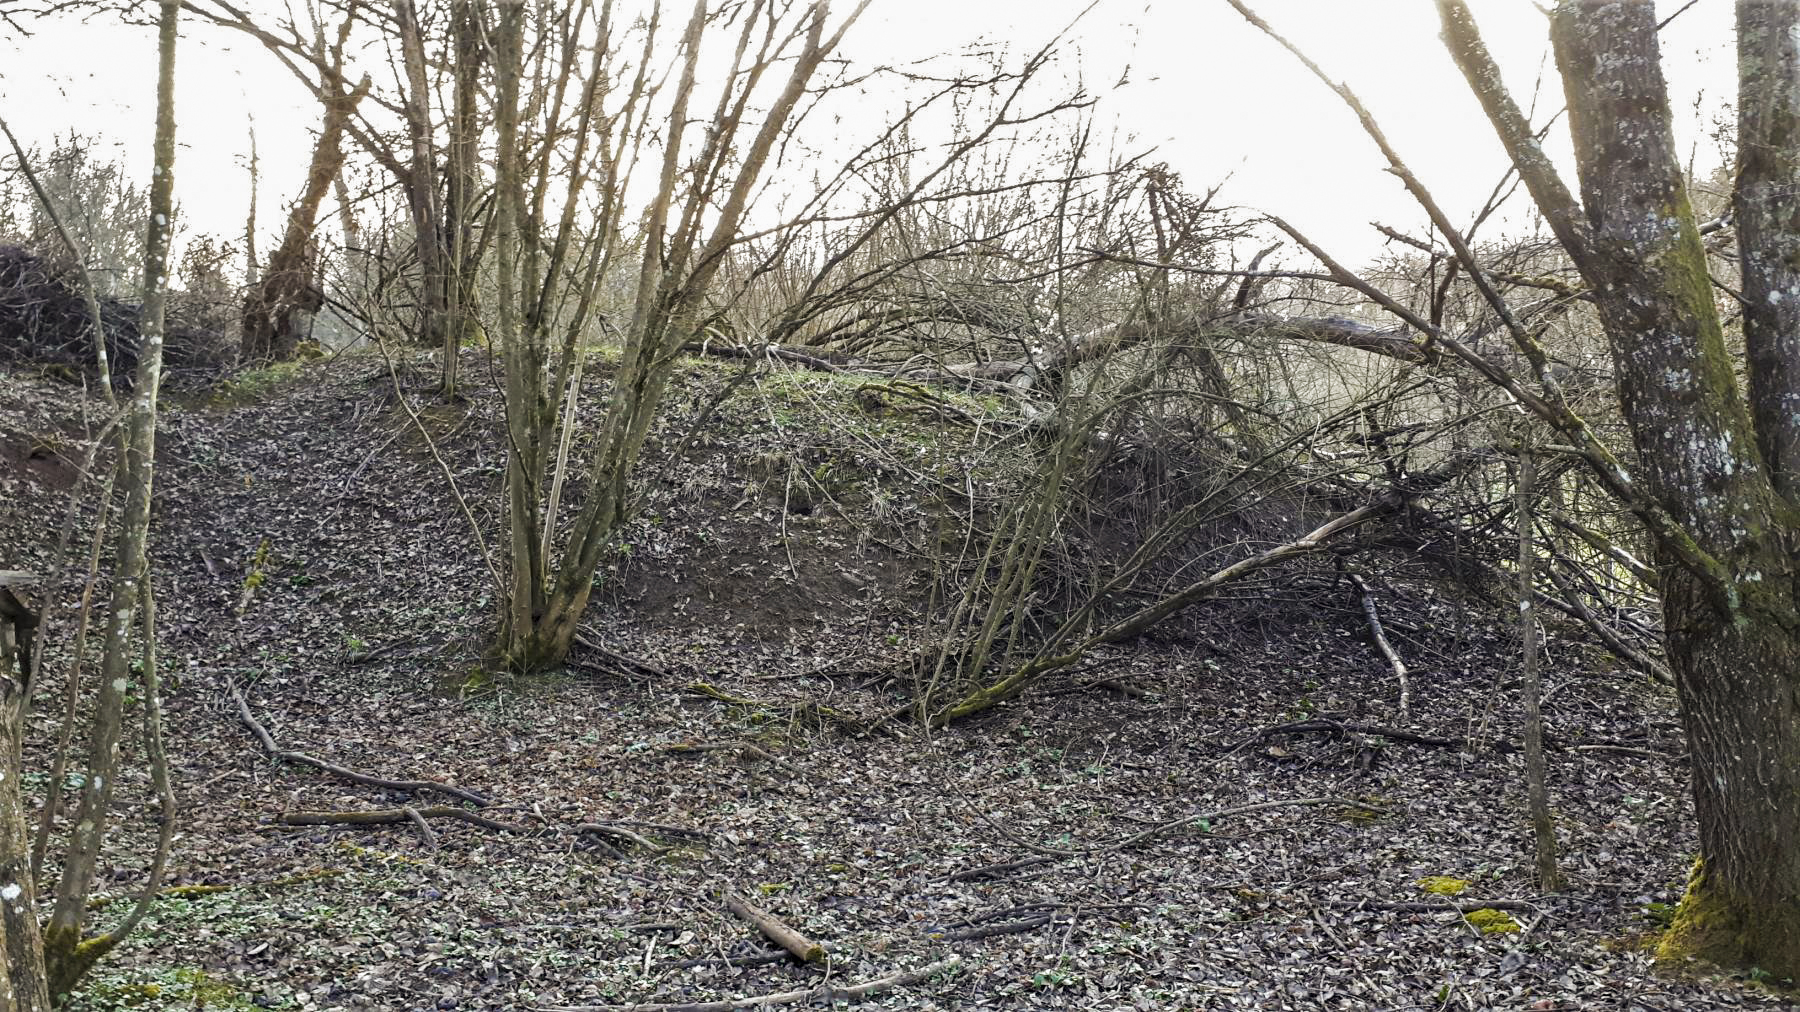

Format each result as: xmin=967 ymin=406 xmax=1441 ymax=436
xmin=1417 ymin=876 xmax=1470 ymax=897
xmin=1464 ymin=908 xmax=1521 ymax=934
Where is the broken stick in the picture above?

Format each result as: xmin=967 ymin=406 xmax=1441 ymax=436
xmin=724 ymin=891 xmax=824 ymax=964
xmin=1349 ymin=575 xmax=1410 ymax=719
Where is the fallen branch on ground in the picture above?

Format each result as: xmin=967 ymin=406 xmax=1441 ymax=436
xmin=228 ymin=675 xmax=493 ymax=806
xmin=725 ymin=891 xmax=824 ymax=964
xmin=1571 ymin=743 xmax=1682 ymax=760
xmin=1541 ymin=560 xmax=1673 ymax=685
xmin=229 ymin=678 xmax=700 ymax=851
xmin=530 ymin=954 xmax=961 ymax=1012
xmin=683 ymin=682 xmax=869 ymax=735
xmin=932 ymin=453 xmax=1482 ymax=723
xmin=575 ymin=823 xmax=669 ymax=854
xmin=659 ymin=949 xmax=793 ymax=971
xmin=574 ymin=631 xmax=670 ymax=680
xmin=402 ymin=806 xmax=437 ymax=850
xmin=1349 ymin=575 xmax=1410 ymax=717
xmin=87 ymin=869 xmax=344 ymax=910
xmin=982 ymin=797 xmax=1386 ymax=858
xmin=281 ymin=807 xmax=522 ymax=833
xmin=1233 ymin=718 xmax=1482 ymax=754
xmin=946 ymin=856 xmax=1053 ymax=882
xmin=938 ymin=914 xmax=1053 ymax=941
xmin=664 ymin=741 xmax=801 ymax=775
xmin=1237 ymin=716 xmax=1670 ymax=759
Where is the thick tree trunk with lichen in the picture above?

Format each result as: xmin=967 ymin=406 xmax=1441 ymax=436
xmin=1736 ymin=0 xmax=1800 ymax=506
xmin=1656 ymin=566 xmax=1800 ymax=978
xmin=1439 ymin=0 xmax=1800 ymax=979
xmin=1548 ymin=5 xmax=1800 ymax=979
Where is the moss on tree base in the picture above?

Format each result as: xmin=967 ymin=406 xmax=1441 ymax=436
xmin=1656 ymin=859 xmax=1800 ymax=988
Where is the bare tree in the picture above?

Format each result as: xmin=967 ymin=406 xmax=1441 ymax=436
xmin=187 ymin=0 xmax=487 ymax=389
xmin=486 ymin=0 xmax=868 ymax=669
xmin=240 ymin=13 xmax=369 ymax=362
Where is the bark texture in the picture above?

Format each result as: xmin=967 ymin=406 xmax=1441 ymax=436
xmin=1736 ymin=0 xmax=1800 ymax=502
xmin=240 ymin=65 xmax=367 ymax=363
xmin=39 ymin=2 xmax=181 ymax=998
xmin=1438 ymin=0 xmax=1800 ymax=978
xmin=1 ymin=576 xmax=51 ymax=1012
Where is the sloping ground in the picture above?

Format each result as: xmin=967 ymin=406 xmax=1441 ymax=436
xmin=1 ymin=353 xmax=1792 ymax=1011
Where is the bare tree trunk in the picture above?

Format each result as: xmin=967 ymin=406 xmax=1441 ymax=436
xmin=1 ymin=573 xmax=50 ymax=1012
xmin=490 ymin=3 xmax=550 ymax=667
xmin=1516 ymin=446 xmax=1560 ymax=891
xmin=1436 ymin=0 xmax=1800 ymax=977
xmin=440 ymin=1 xmax=485 ymax=397
xmin=39 ymin=1 xmax=179 ymax=997
xmin=243 ymin=117 xmax=259 ymax=285
xmin=333 ymin=169 xmax=360 ymax=253
xmin=241 ymin=62 xmax=367 ymax=363
xmin=393 ymin=0 xmax=452 ymax=389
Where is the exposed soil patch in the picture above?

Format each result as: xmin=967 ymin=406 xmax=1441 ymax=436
xmin=2 ymin=353 xmax=1791 ymax=1011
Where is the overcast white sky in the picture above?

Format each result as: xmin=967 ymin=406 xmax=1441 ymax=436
xmin=0 ymin=0 xmax=1737 ymax=269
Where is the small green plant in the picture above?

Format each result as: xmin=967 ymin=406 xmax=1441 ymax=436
xmin=1640 ymin=900 xmax=1678 ymax=930
xmin=1031 ymin=968 xmax=1079 ymax=989
xmin=211 ymin=359 xmax=309 ymax=407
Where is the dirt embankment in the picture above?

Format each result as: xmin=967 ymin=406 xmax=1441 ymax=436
xmin=0 ymin=353 xmax=1781 ymax=1010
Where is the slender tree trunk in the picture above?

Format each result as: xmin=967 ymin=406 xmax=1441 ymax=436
xmin=393 ymin=0 xmax=452 ymax=388
xmin=243 ymin=118 xmax=259 ymax=285
xmin=1516 ymin=447 xmax=1560 ymax=891
xmin=441 ymin=1 xmax=484 ymax=397
xmin=40 ymin=2 xmax=179 ymax=997
xmin=490 ymin=3 xmax=553 ymax=669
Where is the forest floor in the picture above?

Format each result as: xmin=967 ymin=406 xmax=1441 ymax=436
xmin=2 ymin=350 xmax=1794 ymax=1011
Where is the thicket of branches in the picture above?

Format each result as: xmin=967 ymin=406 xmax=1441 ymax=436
xmin=15 ymin=0 xmax=1798 ymax=995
